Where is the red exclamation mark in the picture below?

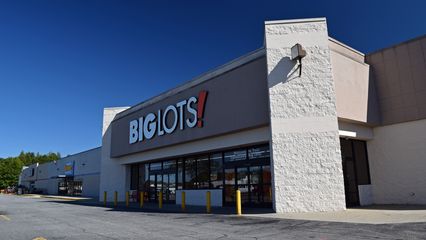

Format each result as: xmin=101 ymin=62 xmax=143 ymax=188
xmin=197 ymin=90 xmax=208 ymax=128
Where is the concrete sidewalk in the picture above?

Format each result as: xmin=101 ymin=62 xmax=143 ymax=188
xmin=19 ymin=194 xmax=93 ymax=201
xmin=18 ymin=194 xmax=426 ymax=224
xmin=246 ymin=205 xmax=426 ymax=224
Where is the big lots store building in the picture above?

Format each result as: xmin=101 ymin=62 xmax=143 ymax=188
xmin=24 ymin=18 xmax=426 ymax=213
xmin=100 ymin=18 xmax=426 ymax=213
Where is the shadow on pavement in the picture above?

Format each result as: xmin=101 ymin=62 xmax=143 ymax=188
xmin=43 ymin=199 xmax=275 ymax=215
xmin=350 ymin=204 xmax=426 ymax=211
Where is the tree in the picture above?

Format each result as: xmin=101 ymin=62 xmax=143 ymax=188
xmin=0 ymin=151 xmax=61 ymax=189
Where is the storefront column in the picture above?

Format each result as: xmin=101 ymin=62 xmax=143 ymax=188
xmin=264 ymin=18 xmax=346 ymax=213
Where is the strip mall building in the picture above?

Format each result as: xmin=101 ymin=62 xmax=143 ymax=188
xmin=21 ymin=18 xmax=426 ymax=213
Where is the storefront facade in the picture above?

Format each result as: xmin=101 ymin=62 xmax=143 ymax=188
xmin=19 ymin=147 xmax=101 ymax=197
xmin=99 ymin=18 xmax=426 ymax=213
xmin=128 ymin=144 xmax=272 ymax=207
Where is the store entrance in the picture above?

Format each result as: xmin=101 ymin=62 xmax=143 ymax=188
xmin=224 ymin=165 xmax=272 ymax=207
xmin=57 ymin=177 xmax=82 ymax=196
xmin=340 ymin=138 xmax=371 ymax=207
xmin=148 ymin=172 xmax=176 ymax=203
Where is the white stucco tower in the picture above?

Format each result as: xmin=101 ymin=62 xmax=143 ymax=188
xmin=265 ymin=18 xmax=346 ymax=212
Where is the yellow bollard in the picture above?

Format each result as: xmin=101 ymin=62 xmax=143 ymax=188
xmin=159 ymin=191 xmax=163 ymax=209
xmin=236 ymin=190 xmax=242 ymax=215
xmin=103 ymin=191 xmax=107 ymax=206
xmin=114 ymin=191 xmax=118 ymax=207
xmin=206 ymin=191 xmax=211 ymax=213
xmin=140 ymin=191 xmax=144 ymax=208
xmin=125 ymin=191 xmax=129 ymax=207
xmin=181 ymin=191 xmax=186 ymax=211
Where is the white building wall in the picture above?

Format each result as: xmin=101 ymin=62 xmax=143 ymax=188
xmin=47 ymin=179 xmax=59 ymax=195
xmin=34 ymin=180 xmax=49 ymax=194
xmin=265 ymin=18 xmax=346 ymax=212
xmin=72 ymin=148 xmax=101 ymax=175
xmin=76 ymin=174 xmax=100 ymax=197
xmin=176 ymin=190 xmax=222 ymax=207
xmin=99 ymin=107 xmax=130 ymax=202
xmin=368 ymin=119 xmax=426 ymax=204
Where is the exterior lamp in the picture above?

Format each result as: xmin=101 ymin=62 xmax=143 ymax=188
xmin=291 ymin=43 xmax=306 ymax=77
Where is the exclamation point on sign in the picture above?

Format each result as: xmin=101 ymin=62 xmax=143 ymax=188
xmin=197 ymin=90 xmax=208 ymax=127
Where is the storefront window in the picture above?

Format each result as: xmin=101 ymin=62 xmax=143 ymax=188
xmin=163 ymin=160 xmax=176 ymax=171
xmin=130 ymin=164 xmax=139 ymax=190
xmin=224 ymin=149 xmax=247 ymax=162
xmin=131 ymin=144 xmax=270 ymax=202
xmin=138 ymin=164 xmax=145 ymax=191
xmin=262 ymin=165 xmax=271 ymax=184
xmin=177 ymin=159 xmax=183 ymax=190
xmin=197 ymin=156 xmax=209 ymax=189
xmin=150 ymin=162 xmax=162 ymax=171
xmin=210 ymin=153 xmax=223 ymax=189
xmin=185 ymin=158 xmax=197 ymax=189
xmin=248 ymin=145 xmax=270 ymax=160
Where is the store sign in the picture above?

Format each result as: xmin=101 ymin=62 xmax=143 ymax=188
xmin=224 ymin=150 xmax=247 ymax=162
xmin=248 ymin=146 xmax=270 ymax=159
xmin=129 ymin=90 xmax=208 ymax=144
xmin=110 ymin=57 xmax=270 ymax=158
xmin=64 ymin=162 xmax=74 ymax=176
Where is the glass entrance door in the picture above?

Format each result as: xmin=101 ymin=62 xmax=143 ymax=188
xmin=148 ymin=172 xmax=176 ymax=203
xmin=163 ymin=173 xmax=176 ymax=202
xmin=237 ymin=167 xmax=250 ymax=205
xmin=148 ymin=173 xmax=159 ymax=202
xmin=224 ymin=168 xmax=236 ymax=204
xmin=224 ymin=165 xmax=272 ymax=207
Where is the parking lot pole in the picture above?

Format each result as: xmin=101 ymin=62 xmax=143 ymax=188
xmin=181 ymin=191 xmax=186 ymax=211
xmin=206 ymin=191 xmax=211 ymax=213
xmin=159 ymin=191 xmax=163 ymax=209
xmin=140 ymin=192 xmax=144 ymax=208
xmin=103 ymin=191 xmax=107 ymax=206
xmin=125 ymin=191 xmax=129 ymax=207
xmin=114 ymin=191 xmax=118 ymax=207
xmin=236 ymin=190 xmax=242 ymax=215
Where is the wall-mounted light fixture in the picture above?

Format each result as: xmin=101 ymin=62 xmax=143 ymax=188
xmin=291 ymin=43 xmax=306 ymax=77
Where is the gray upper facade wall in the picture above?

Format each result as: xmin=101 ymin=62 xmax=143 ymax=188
xmin=366 ymin=35 xmax=426 ymax=125
xmin=110 ymin=56 xmax=270 ymax=158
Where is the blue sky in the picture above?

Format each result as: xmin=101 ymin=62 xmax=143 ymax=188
xmin=0 ymin=0 xmax=425 ymax=158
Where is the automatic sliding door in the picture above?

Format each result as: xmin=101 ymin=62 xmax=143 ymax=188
xmin=167 ymin=173 xmax=176 ymax=202
xmin=148 ymin=174 xmax=156 ymax=202
xmin=249 ymin=166 xmax=262 ymax=204
xmin=237 ymin=167 xmax=250 ymax=205
xmin=224 ymin=165 xmax=272 ymax=207
xmin=262 ymin=165 xmax=272 ymax=204
xmin=224 ymin=168 xmax=236 ymax=204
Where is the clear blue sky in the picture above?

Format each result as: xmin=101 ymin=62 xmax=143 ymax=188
xmin=0 ymin=0 xmax=425 ymax=158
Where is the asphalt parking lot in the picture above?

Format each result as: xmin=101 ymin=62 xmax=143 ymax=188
xmin=0 ymin=195 xmax=425 ymax=240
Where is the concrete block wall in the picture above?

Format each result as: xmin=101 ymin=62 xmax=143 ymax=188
xmin=265 ymin=18 xmax=346 ymax=212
